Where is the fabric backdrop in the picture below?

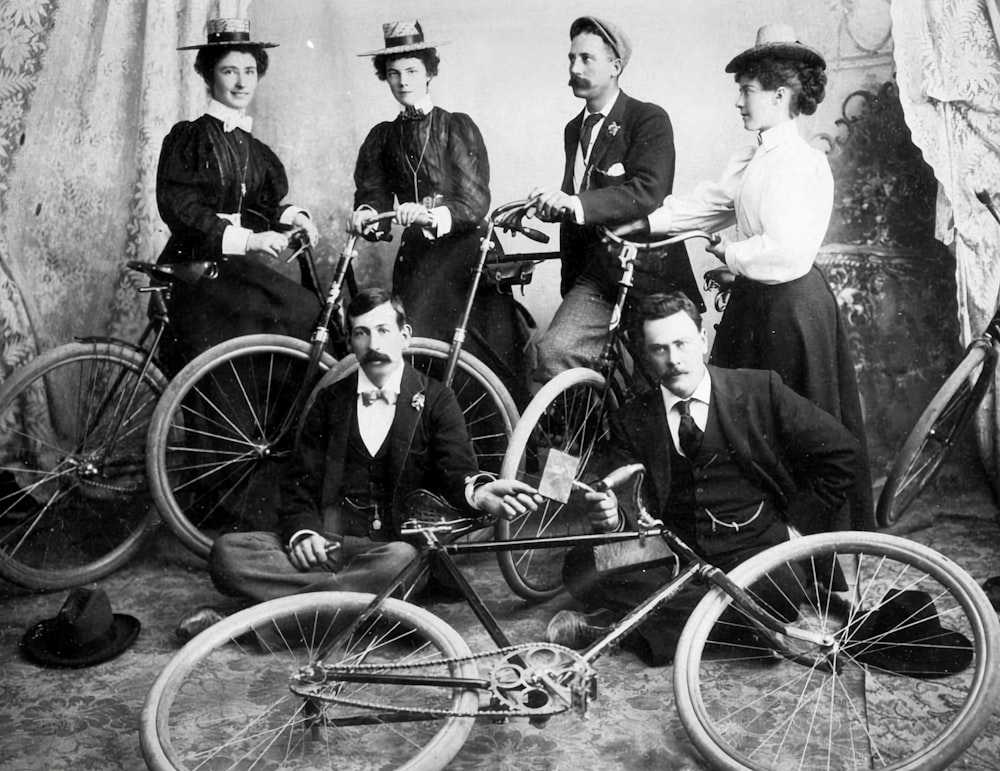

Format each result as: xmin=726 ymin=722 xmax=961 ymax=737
xmin=891 ymin=0 xmax=1000 ymax=490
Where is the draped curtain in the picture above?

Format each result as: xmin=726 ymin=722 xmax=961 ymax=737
xmin=891 ymin=0 xmax=1000 ymax=488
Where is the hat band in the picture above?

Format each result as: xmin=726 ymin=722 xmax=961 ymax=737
xmin=207 ymin=30 xmax=251 ymax=44
xmin=384 ymin=34 xmax=424 ymax=48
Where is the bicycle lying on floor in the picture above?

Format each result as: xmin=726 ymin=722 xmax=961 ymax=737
xmin=140 ymin=464 xmax=999 ymax=771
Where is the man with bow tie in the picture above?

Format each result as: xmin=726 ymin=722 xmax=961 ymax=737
xmin=201 ymin=288 xmax=541 ymax=615
xmin=525 ymin=16 xmax=704 ymax=383
xmin=545 ymin=291 xmax=858 ymax=665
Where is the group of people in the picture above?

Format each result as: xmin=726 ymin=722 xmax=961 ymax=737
xmin=163 ymin=6 xmax=874 ymax=665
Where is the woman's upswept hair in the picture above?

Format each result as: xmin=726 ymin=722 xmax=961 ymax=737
xmin=373 ymin=48 xmax=440 ymax=81
xmin=736 ymin=56 xmax=827 ymax=116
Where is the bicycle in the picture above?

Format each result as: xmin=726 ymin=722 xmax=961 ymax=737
xmin=140 ymin=464 xmax=1000 ymax=771
xmin=145 ymin=201 xmax=548 ymax=559
xmin=0 ymin=260 xmax=216 ymax=590
xmin=877 ymin=190 xmax=1000 ymax=527
xmin=498 ymin=226 xmax=717 ymax=600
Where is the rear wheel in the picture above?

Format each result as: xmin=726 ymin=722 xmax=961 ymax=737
xmin=498 ymin=367 xmax=614 ymax=600
xmin=674 ymin=531 xmax=1000 ymax=771
xmin=0 ymin=342 xmax=164 ymax=589
xmin=140 ymin=591 xmax=479 ymax=771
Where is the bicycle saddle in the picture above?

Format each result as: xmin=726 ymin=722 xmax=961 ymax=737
xmin=126 ymin=260 xmax=219 ymax=284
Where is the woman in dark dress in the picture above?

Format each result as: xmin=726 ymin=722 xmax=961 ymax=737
xmin=350 ymin=21 xmax=531 ymax=407
xmin=644 ymin=25 xmax=873 ymax=531
xmin=156 ymin=10 xmax=321 ymax=375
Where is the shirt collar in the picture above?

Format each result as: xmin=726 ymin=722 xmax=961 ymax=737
xmin=660 ymin=368 xmax=712 ymax=412
xmin=357 ymin=363 xmax=405 ymax=397
xmin=399 ymin=95 xmax=434 ymax=117
xmin=757 ymin=118 xmax=799 ymax=152
xmin=206 ymin=99 xmax=253 ymax=133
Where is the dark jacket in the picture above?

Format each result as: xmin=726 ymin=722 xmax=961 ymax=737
xmin=278 ymin=363 xmax=478 ymax=543
xmin=609 ymin=366 xmax=859 ymax=539
xmin=558 ymin=91 xmax=703 ymax=308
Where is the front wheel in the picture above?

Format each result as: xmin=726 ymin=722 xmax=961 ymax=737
xmin=140 ymin=591 xmax=479 ymax=771
xmin=498 ymin=367 xmax=614 ymax=600
xmin=146 ymin=335 xmax=334 ymax=559
xmin=674 ymin=531 xmax=1000 ymax=771
xmin=0 ymin=341 xmax=165 ymax=590
xmin=877 ymin=339 xmax=995 ymax=528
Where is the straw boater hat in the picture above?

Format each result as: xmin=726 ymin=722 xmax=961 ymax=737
xmin=725 ymin=24 xmax=825 ymax=73
xmin=177 ymin=0 xmax=277 ymax=51
xmin=359 ymin=20 xmax=448 ymax=57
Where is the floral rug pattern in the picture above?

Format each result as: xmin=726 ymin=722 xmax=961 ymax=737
xmin=1 ymin=488 xmax=999 ymax=770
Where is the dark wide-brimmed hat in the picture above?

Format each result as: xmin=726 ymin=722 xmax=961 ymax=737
xmin=20 ymin=587 xmax=140 ymax=669
xmin=178 ymin=0 xmax=277 ymax=51
xmin=359 ymin=20 xmax=448 ymax=57
xmin=570 ymin=16 xmax=632 ymax=70
xmin=847 ymin=589 xmax=973 ymax=679
xmin=725 ymin=24 xmax=825 ymax=73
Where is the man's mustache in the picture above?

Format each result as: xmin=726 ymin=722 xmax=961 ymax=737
xmin=362 ymin=351 xmax=392 ymax=364
xmin=568 ymin=76 xmax=590 ymax=89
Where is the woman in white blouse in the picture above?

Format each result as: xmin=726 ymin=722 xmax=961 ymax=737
xmin=645 ymin=24 xmax=874 ymax=530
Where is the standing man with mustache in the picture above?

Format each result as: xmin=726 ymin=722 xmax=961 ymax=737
xmin=179 ymin=288 xmax=540 ymax=634
xmin=545 ymin=291 xmax=858 ymax=665
xmin=526 ymin=16 xmax=703 ymax=382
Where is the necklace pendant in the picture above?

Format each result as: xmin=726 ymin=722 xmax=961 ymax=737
xmin=240 ymin=183 xmax=247 ymax=197
xmin=371 ymin=516 xmax=382 ymax=531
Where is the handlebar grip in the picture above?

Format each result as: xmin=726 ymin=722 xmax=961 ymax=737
xmin=519 ymin=226 xmax=550 ymax=244
xmin=592 ymin=463 xmax=646 ymax=492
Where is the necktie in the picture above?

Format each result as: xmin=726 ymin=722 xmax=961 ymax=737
xmin=580 ymin=112 xmax=603 ymax=159
xmin=676 ymin=399 xmax=703 ymax=459
xmin=399 ymin=105 xmax=427 ymax=122
xmin=361 ymin=389 xmax=397 ymax=407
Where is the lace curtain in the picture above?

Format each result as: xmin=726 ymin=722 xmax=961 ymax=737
xmin=891 ymin=0 xmax=1000 ymax=488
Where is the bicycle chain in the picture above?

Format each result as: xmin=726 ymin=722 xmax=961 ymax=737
xmin=290 ymin=642 xmax=597 ymax=719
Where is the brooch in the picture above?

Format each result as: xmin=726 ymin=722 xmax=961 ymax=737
xmin=607 ymin=122 xmax=621 ymax=137
xmin=411 ymin=393 xmax=425 ymax=412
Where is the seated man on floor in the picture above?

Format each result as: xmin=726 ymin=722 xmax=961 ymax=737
xmin=179 ymin=288 xmax=540 ymax=638
xmin=546 ymin=291 xmax=859 ymax=665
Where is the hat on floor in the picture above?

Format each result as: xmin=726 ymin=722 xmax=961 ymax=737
xmin=846 ymin=589 xmax=972 ymax=679
xmin=359 ymin=20 xmax=448 ymax=57
xmin=178 ymin=0 xmax=277 ymax=51
xmin=20 ymin=587 xmax=140 ymax=669
xmin=725 ymin=24 xmax=825 ymax=73
xmin=570 ymin=16 xmax=632 ymax=70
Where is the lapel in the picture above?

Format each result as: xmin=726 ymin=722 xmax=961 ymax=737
xmin=585 ymin=91 xmax=628 ymax=186
xmin=562 ymin=109 xmax=585 ymax=194
xmin=389 ymin=364 xmax=426 ymax=483
xmin=325 ymin=373 xmax=358 ymax=497
xmin=706 ymin=366 xmax=754 ymax=474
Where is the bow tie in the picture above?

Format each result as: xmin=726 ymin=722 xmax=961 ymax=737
xmin=399 ymin=105 xmax=428 ymax=122
xmin=223 ymin=114 xmax=254 ymax=133
xmin=361 ymin=388 xmax=397 ymax=407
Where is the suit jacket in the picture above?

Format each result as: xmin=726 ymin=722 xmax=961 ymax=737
xmin=608 ymin=366 xmax=859 ymax=539
xmin=558 ymin=91 xmax=702 ymax=308
xmin=278 ymin=364 xmax=478 ymax=542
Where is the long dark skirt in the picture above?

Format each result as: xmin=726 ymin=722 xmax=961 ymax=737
xmin=710 ymin=267 xmax=874 ymax=531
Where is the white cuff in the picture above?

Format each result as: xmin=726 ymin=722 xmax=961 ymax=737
xmin=288 ymin=529 xmax=320 ymax=551
xmin=281 ymin=206 xmax=309 ymax=226
xmin=222 ymin=225 xmax=253 ymax=255
xmin=464 ymin=472 xmax=496 ymax=508
xmin=423 ymin=205 xmax=452 ymax=239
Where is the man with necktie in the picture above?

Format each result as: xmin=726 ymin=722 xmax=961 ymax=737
xmin=546 ymin=291 xmax=859 ymax=665
xmin=185 ymin=288 xmax=540 ymax=632
xmin=526 ymin=16 xmax=703 ymax=382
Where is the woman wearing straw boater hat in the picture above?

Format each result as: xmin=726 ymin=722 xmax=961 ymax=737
xmin=640 ymin=24 xmax=874 ymax=533
xmin=155 ymin=0 xmax=321 ymax=375
xmin=349 ymin=22 xmax=531 ymax=409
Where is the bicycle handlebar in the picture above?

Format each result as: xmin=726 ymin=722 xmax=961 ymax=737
xmin=599 ymin=226 xmax=720 ymax=251
xmin=490 ymin=200 xmax=551 ymax=244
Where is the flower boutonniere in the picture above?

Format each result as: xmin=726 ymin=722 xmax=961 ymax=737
xmin=607 ymin=121 xmax=621 ymax=137
xmin=411 ymin=392 xmax=425 ymax=412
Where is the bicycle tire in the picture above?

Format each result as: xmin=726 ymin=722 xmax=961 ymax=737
xmin=140 ymin=591 xmax=479 ymax=771
xmin=674 ymin=531 xmax=1000 ymax=771
xmin=147 ymin=335 xmax=335 ymax=558
xmin=498 ymin=367 xmax=615 ymax=601
xmin=0 ymin=341 xmax=165 ymax=589
xmin=877 ymin=339 xmax=995 ymax=528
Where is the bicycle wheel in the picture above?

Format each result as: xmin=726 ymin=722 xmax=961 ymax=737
xmin=498 ymin=367 xmax=614 ymax=601
xmin=674 ymin=531 xmax=1000 ymax=771
xmin=877 ymin=340 xmax=995 ymax=528
xmin=147 ymin=335 xmax=335 ymax=559
xmin=0 ymin=341 xmax=165 ymax=589
xmin=140 ymin=591 xmax=479 ymax=771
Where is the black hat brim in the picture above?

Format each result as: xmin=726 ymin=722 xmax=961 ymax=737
xmin=725 ymin=43 xmax=826 ymax=73
xmin=178 ymin=41 xmax=278 ymax=51
xmin=20 ymin=613 xmax=140 ymax=669
xmin=852 ymin=628 xmax=973 ymax=679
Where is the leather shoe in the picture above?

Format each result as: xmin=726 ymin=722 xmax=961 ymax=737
xmin=546 ymin=608 xmax=617 ymax=649
xmin=175 ymin=605 xmax=225 ymax=642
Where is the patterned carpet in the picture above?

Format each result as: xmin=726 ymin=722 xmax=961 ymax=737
xmin=1 ymin=485 xmax=999 ymax=771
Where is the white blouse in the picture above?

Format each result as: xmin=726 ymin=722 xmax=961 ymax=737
xmin=647 ymin=119 xmax=833 ymax=285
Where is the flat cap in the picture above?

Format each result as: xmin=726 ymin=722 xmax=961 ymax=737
xmin=570 ymin=16 xmax=632 ymax=70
